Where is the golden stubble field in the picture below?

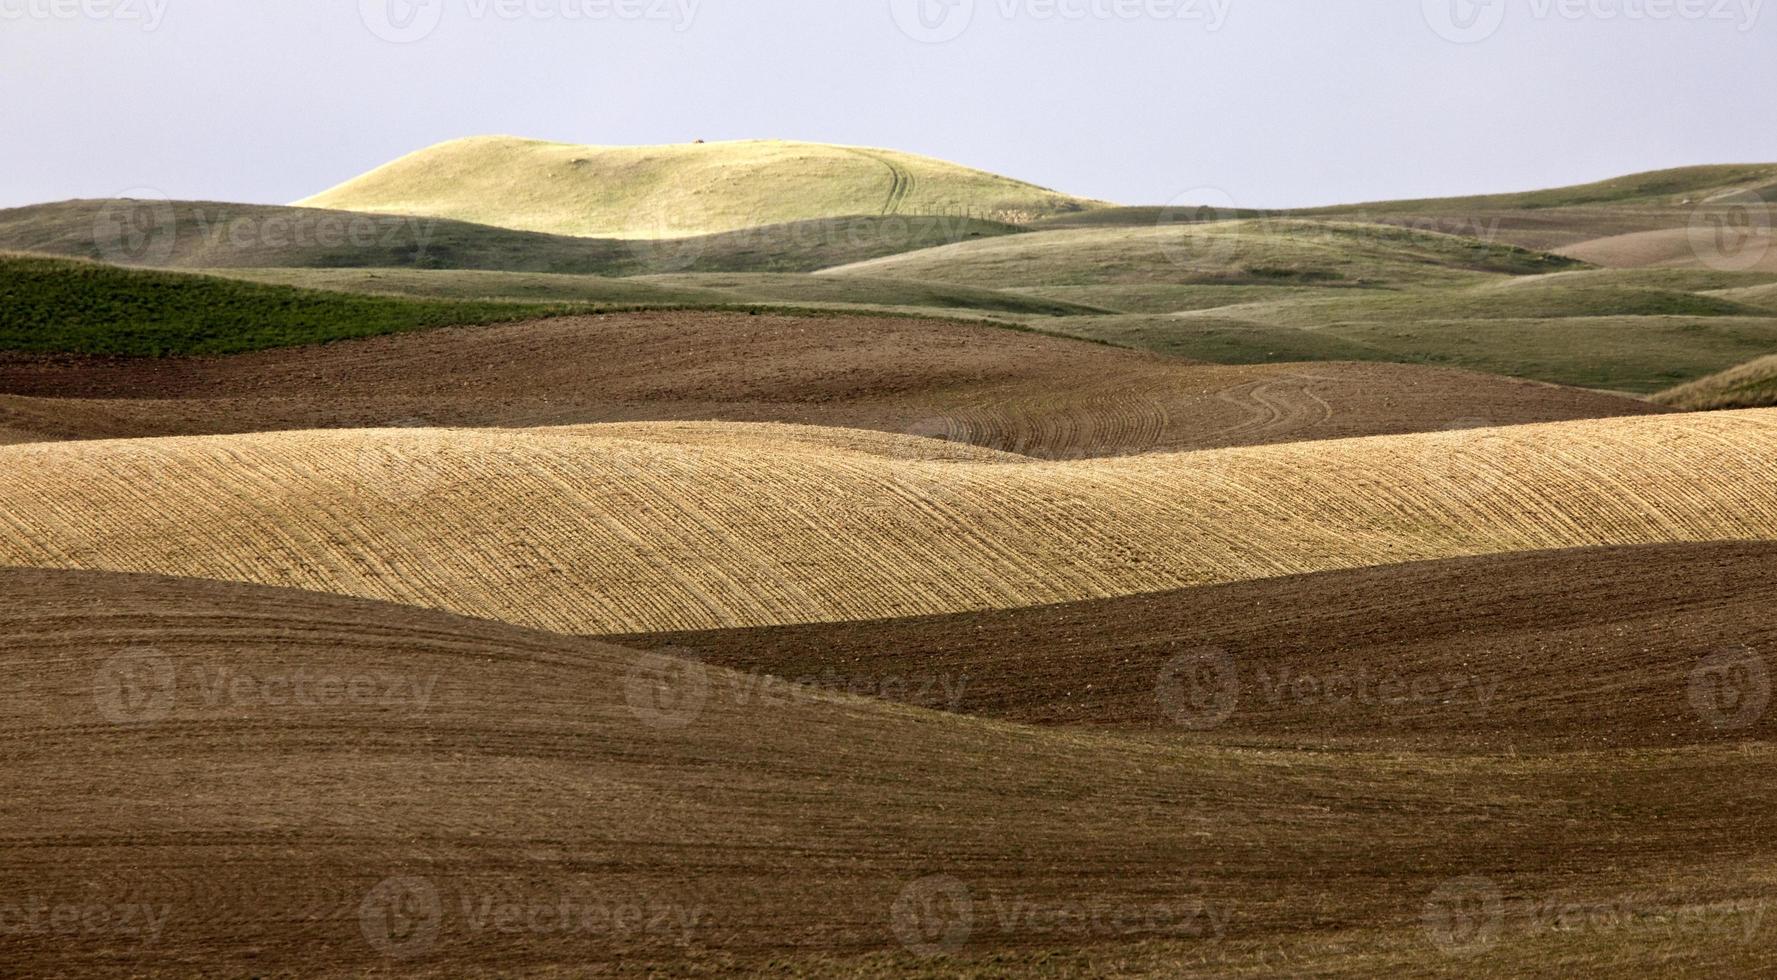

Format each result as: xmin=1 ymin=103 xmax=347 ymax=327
xmin=0 ymin=411 xmax=1774 ymax=634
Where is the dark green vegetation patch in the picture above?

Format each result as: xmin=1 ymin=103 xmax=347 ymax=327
xmin=0 ymin=255 xmax=596 ymax=356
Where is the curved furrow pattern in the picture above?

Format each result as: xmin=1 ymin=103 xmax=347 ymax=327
xmin=0 ymin=412 xmax=1773 ymax=634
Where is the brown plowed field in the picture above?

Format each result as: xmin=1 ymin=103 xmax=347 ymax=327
xmin=0 ymin=311 xmax=1663 ymax=453
xmin=5 ymin=566 xmax=1777 ymax=977
xmin=619 ymin=542 xmax=1777 ymax=750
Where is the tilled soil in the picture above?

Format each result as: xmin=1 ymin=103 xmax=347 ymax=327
xmin=0 ymin=311 xmax=1664 ymax=455
xmin=618 ymin=541 xmax=1777 ymax=750
xmin=4 ymin=413 xmax=1775 ymax=634
xmin=5 ymin=564 xmax=1777 ymax=977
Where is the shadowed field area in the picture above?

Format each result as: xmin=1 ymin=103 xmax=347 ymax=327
xmin=618 ymin=542 xmax=1777 ymax=750
xmin=0 ymin=310 xmax=1662 ymax=446
xmin=4 ymin=566 xmax=1777 ymax=977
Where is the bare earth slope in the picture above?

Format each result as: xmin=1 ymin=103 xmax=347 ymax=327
xmin=0 ymin=413 xmax=1773 ymax=634
xmin=1561 ymin=227 xmax=1777 ymax=273
xmin=5 ymin=566 xmax=1777 ymax=977
xmin=619 ymin=542 xmax=1777 ymax=750
xmin=0 ymin=311 xmax=1663 ymax=450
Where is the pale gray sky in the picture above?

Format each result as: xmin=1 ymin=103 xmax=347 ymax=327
xmin=3 ymin=0 xmax=1773 ymax=211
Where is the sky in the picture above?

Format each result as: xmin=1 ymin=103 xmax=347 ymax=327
xmin=3 ymin=0 xmax=1774 ymax=211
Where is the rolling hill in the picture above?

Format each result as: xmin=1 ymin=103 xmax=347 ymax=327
xmin=0 ymin=412 xmax=1771 ymax=634
xmin=1709 ymin=280 xmax=1777 ymax=310
xmin=8 ymin=160 xmax=1772 ymax=400
xmin=620 ymin=541 xmax=1777 ymax=750
xmin=1561 ymin=226 xmax=1777 ymax=273
xmin=0 ymin=199 xmax=1026 ymax=275
xmin=298 ymin=136 xmax=1105 ymax=237
xmin=1304 ymin=163 xmax=1777 ymax=214
xmin=8 ymin=566 xmax=1777 ymax=976
xmin=0 ymin=254 xmax=603 ymax=356
xmin=0 ymin=310 xmax=1662 ymax=446
xmin=1030 ymin=164 xmax=1777 ymax=255
xmin=11 ymin=146 xmax=1777 ymax=980
xmin=823 ymin=219 xmax=1580 ymax=288
xmin=186 ymin=267 xmax=1096 ymax=317
xmin=1030 ymin=270 xmax=1777 ymax=392
xmin=1655 ymin=352 xmax=1777 ymax=409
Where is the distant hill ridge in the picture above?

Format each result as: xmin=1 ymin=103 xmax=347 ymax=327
xmin=297 ymin=136 xmax=1108 ymax=238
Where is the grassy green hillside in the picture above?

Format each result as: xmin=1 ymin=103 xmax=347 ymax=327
xmin=0 ymin=254 xmax=607 ymax=356
xmin=1027 ymin=204 xmax=1275 ymax=230
xmin=630 ymin=272 xmax=1105 ymax=316
xmin=1654 ymin=353 xmax=1777 ymax=409
xmin=1301 ymin=163 xmax=1777 ymax=214
xmin=0 ymin=255 xmax=1107 ymax=359
xmin=1161 ymin=281 xmax=1767 ymax=326
xmin=982 ymin=247 xmax=1777 ymax=393
xmin=1709 ymin=281 xmax=1777 ymax=312
xmin=1043 ymin=311 xmax=1777 ymax=393
xmin=299 ymin=136 xmax=1105 ymax=237
xmin=195 ymin=267 xmax=738 ymax=305
xmin=197 ymin=267 xmax=1099 ymax=318
xmin=0 ymin=199 xmax=632 ymax=272
xmin=0 ymin=200 xmax=1026 ymax=276
xmin=825 ymin=219 xmax=1581 ymax=288
xmin=10 ymin=158 xmax=1775 ymax=391
xmin=1029 ymin=166 xmax=1777 ymax=258
xmin=664 ymin=214 xmax=1024 ymax=271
